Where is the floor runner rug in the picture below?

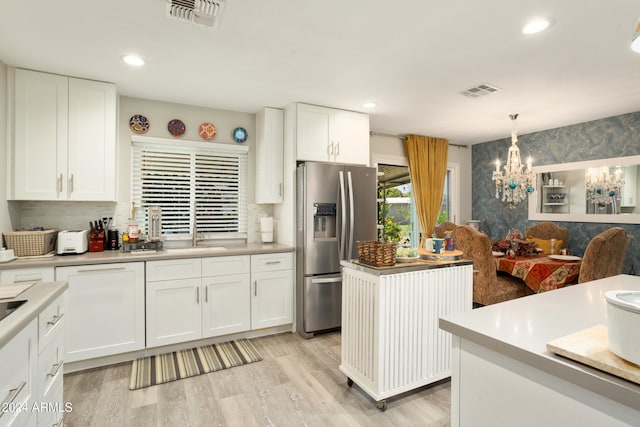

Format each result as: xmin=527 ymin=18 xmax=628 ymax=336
xmin=129 ymin=338 xmax=262 ymax=390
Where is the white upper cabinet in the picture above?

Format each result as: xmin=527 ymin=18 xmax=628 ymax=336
xmin=10 ymin=68 xmax=117 ymax=201
xmin=295 ymin=103 xmax=369 ymax=165
xmin=255 ymin=107 xmax=284 ymax=204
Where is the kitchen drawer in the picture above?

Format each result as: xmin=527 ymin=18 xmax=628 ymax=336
xmin=251 ymin=253 xmax=293 ymax=273
xmin=37 ymin=328 xmax=63 ymax=400
xmin=36 ymin=377 xmax=63 ymax=427
xmin=147 ymin=258 xmax=202 ymax=282
xmin=202 ymin=255 xmax=250 ymax=277
xmin=38 ymin=292 xmax=66 ymax=353
xmin=0 ymin=267 xmax=55 ymax=284
xmin=0 ymin=319 xmax=36 ymax=426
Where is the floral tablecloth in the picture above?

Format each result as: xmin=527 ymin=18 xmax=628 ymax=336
xmin=495 ymin=254 xmax=581 ymax=293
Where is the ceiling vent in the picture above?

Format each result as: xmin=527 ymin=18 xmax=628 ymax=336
xmin=166 ymin=0 xmax=226 ymax=28
xmin=460 ymin=83 xmax=502 ymax=98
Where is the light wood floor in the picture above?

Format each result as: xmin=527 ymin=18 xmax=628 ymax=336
xmin=63 ymin=331 xmax=451 ymax=426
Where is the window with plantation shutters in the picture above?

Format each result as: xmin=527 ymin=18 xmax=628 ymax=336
xmin=131 ymin=136 xmax=248 ymax=240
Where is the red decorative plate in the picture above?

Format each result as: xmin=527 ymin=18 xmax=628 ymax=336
xmin=168 ymin=119 xmax=186 ymax=136
xmin=199 ymin=122 xmax=216 ymax=140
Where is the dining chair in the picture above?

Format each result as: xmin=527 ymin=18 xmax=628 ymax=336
xmin=525 ymin=222 xmax=569 ymax=249
xmin=578 ymin=227 xmax=632 ymax=283
xmin=434 ymin=221 xmax=457 ymax=238
xmin=452 ymin=225 xmax=529 ymax=306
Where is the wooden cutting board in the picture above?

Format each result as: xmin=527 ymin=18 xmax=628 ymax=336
xmin=0 ymin=282 xmax=35 ymax=299
xmin=546 ymin=324 xmax=640 ymax=385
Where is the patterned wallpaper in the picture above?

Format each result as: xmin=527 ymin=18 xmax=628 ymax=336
xmin=472 ymin=111 xmax=640 ymax=275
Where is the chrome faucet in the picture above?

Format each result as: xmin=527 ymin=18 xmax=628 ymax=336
xmin=192 ymin=202 xmax=203 ymax=246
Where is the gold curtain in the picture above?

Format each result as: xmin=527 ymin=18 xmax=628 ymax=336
xmin=403 ymin=135 xmax=449 ymax=247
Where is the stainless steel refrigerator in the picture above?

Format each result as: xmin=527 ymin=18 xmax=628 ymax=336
xmin=296 ymin=161 xmax=377 ymax=338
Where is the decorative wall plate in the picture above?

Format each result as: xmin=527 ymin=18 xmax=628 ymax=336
xmin=168 ymin=119 xmax=186 ymax=136
xmin=129 ymin=114 xmax=150 ymax=134
xmin=232 ymin=127 xmax=248 ymax=143
xmin=199 ymin=122 xmax=217 ymax=140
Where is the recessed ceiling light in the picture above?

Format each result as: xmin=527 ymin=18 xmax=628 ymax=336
xmin=522 ymin=18 xmax=552 ymax=35
xmin=122 ymin=54 xmax=145 ymax=66
xmin=363 ymin=102 xmax=376 ymax=109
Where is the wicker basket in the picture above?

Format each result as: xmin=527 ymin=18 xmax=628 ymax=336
xmin=357 ymin=240 xmax=397 ymax=267
xmin=3 ymin=229 xmax=57 ymax=257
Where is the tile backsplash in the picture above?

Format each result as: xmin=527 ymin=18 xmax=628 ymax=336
xmin=9 ymin=201 xmax=272 ymax=244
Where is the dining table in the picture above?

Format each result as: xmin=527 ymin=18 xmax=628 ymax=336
xmin=494 ymin=253 xmax=582 ymax=293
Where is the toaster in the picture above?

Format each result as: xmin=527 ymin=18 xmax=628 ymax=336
xmin=57 ymin=230 xmax=89 ymax=254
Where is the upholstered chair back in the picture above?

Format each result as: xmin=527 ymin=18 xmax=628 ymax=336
xmin=525 ymin=222 xmax=569 ymax=249
xmin=578 ymin=227 xmax=632 ymax=284
xmin=453 ymin=225 xmax=527 ymax=306
xmin=434 ymin=221 xmax=457 ymax=238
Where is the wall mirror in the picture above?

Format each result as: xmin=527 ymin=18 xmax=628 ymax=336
xmin=528 ymin=155 xmax=640 ymax=224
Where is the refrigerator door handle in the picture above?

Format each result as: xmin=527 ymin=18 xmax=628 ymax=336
xmin=347 ymin=170 xmax=355 ymax=260
xmin=338 ymin=170 xmax=347 ymax=260
xmin=310 ymin=277 xmax=342 ymax=284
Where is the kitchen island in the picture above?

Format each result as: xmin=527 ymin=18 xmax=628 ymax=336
xmin=439 ymin=274 xmax=640 ymax=427
xmin=340 ymin=259 xmax=473 ymax=410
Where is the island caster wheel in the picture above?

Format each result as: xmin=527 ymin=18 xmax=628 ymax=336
xmin=376 ymin=400 xmax=387 ymax=411
xmin=347 ymin=378 xmax=354 ymax=387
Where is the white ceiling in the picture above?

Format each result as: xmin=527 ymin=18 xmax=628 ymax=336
xmin=1 ymin=0 xmax=639 ymax=145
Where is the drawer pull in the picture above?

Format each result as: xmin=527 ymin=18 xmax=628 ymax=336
xmin=0 ymin=381 xmax=26 ymax=418
xmin=77 ymin=266 xmax=126 ymax=273
xmin=47 ymin=313 xmax=64 ymax=327
xmin=47 ymin=361 xmax=63 ymax=378
xmin=14 ymin=277 xmax=42 ymax=283
xmin=265 ymin=261 xmax=281 ymax=265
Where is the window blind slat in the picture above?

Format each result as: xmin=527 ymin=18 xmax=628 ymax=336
xmin=131 ymin=142 xmax=247 ymax=238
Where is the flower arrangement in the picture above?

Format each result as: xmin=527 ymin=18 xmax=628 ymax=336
xmin=492 ymin=238 xmax=537 ymax=257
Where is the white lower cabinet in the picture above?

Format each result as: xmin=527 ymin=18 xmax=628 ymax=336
xmin=36 ymin=292 xmax=65 ymax=426
xmin=146 ymin=256 xmax=251 ymax=348
xmin=0 ymin=267 xmax=55 ymax=285
xmin=0 ymin=319 xmax=37 ymax=427
xmin=146 ymin=278 xmax=202 ymax=347
xmin=251 ymin=253 xmax=294 ymax=329
xmin=56 ymin=262 xmax=145 ymax=362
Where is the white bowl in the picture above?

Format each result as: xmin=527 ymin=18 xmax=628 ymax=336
xmin=605 ymin=290 xmax=640 ymax=366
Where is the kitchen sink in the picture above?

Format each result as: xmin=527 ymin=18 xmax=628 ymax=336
xmin=164 ymin=246 xmax=227 ymax=254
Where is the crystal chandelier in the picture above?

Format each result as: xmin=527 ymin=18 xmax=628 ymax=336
xmin=492 ymin=114 xmax=535 ymax=208
xmin=585 ymin=166 xmax=624 ymax=209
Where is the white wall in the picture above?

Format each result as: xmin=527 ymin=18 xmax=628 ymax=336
xmin=0 ymin=61 xmax=9 ymax=234
xmin=369 ymin=134 xmax=473 ymax=224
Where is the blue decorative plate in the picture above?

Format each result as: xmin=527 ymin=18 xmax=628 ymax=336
xmin=168 ymin=119 xmax=186 ymax=136
xmin=232 ymin=127 xmax=248 ymax=143
xmin=129 ymin=115 xmax=150 ymax=134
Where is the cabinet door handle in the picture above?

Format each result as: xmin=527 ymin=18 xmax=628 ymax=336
xmin=196 ymin=287 xmax=200 ymax=304
xmin=69 ymin=174 xmax=74 ymax=193
xmin=47 ymin=361 xmax=63 ymax=378
xmin=77 ymin=266 xmax=126 ymax=273
xmin=265 ymin=261 xmax=281 ymax=265
xmin=254 ymin=280 xmax=258 ymax=296
xmin=328 ymin=142 xmax=334 ymax=156
xmin=279 ymin=182 xmax=282 ymax=197
xmin=57 ymin=174 xmax=63 ymax=193
xmin=335 ymin=141 xmax=340 ymax=156
xmin=205 ymin=286 xmax=208 ymax=303
xmin=47 ymin=313 xmax=64 ymax=327
xmin=0 ymin=381 xmax=26 ymax=418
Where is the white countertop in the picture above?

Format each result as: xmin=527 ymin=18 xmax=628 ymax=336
xmin=0 ymin=242 xmax=294 ymax=270
xmin=439 ymin=274 xmax=640 ymax=410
